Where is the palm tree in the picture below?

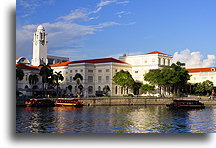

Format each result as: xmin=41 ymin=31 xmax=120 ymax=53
xmin=29 ymin=74 xmax=39 ymax=96
xmin=16 ymin=66 xmax=24 ymax=93
xmin=39 ymin=64 xmax=53 ymax=91
xmin=73 ymin=73 xmax=83 ymax=96
xmin=103 ymin=85 xmax=111 ymax=96
xmin=50 ymin=71 xmax=64 ymax=97
xmin=29 ymin=74 xmax=39 ymax=86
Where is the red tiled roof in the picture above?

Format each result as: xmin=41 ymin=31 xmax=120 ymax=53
xmin=50 ymin=61 xmax=73 ymax=67
xmin=50 ymin=58 xmax=128 ymax=67
xmin=187 ymin=67 xmax=216 ymax=73
xmin=16 ymin=58 xmax=19 ymax=60
xmin=146 ymin=51 xmax=167 ymax=55
xmin=16 ymin=63 xmax=39 ymax=71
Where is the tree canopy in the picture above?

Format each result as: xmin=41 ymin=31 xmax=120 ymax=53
xmin=195 ymin=80 xmax=214 ymax=96
xmin=73 ymin=73 xmax=83 ymax=84
xmin=29 ymin=74 xmax=39 ymax=86
xmin=113 ymin=70 xmax=135 ymax=88
xmin=103 ymin=85 xmax=111 ymax=96
xmin=144 ymin=62 xmax=190 ymax=96
xmin=16 ymin=66 xmax=24 ymax=81
xmin=39 ymin=64 xmax=53 ymax=90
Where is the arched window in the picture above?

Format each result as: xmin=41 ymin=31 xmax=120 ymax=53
xmin=121 ymin=87 xmax=123 ymax=94
xmin=32 ymin=85 xmax=38 ymax=89
xmin=70 ymin=76 xmax=73 ymax=82
xmin=68 ymin=85 xmax=72 ymax=92
xmin=25 ymin=85 xmax=28 ymax=89
xmin=115 ymin=86 xmax=118 ymax=94
xmin=88 ymin=86 xmax=93 ymax=94
xmin=158 ymin=58 xmax=161 ymax=65
xmin=168 ymin=59 xmax=170 ymax=66
xmin=98 ymin=86 xmax=101 ymax=91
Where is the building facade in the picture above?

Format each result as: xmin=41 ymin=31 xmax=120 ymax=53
xmin=16 ymin=25 xmax=216 ymax=97
xmin=119 ymin=51 xmax=173 ymax=83
xmin=50 ymin=58 xmax=132 ymax=97
xmin=187 ymin=67 xmax=216 ymax=86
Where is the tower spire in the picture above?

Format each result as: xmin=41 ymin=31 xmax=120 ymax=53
xmin=31 ymin=25 xmax=48 ymax=66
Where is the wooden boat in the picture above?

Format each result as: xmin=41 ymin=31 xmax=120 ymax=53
xmin=25 ymin=98 xmax=55 ymax=107
xmin=55 ymin=98 xmax=84 ymax=107
xmin=166 ymin=100 xmax=205 ymax=109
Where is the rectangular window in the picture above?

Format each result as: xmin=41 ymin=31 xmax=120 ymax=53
xmin=70 ymin=76 xmax=73 ymax=82
xmin=88 ymin=69 xmax=93 ymax=73
xmin=98 ymin=69 xmax=102 ymax=73
xmin=98 ymin=76 xmax=102 ymax=83
xmin=70 ymin=70 xmax=72 ymax=73
xmin=106 ymin=76 xmax=109 ymax=82
xmin=106 ymin=69 xmax=110 ymax=72
xmin=80 ymin=69 xmax=83 ymax=72
xmin=88 ymin=76 xmax=93 ymax=83
xmin=75 ymin=70 xmax=78 ymax=73
xmin=135 ymin=71 xmax=138 ymax=73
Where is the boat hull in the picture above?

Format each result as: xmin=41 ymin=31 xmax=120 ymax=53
xmin=166 ymin=100 xmax=205 ymax=109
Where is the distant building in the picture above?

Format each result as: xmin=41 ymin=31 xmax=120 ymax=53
xmin=119 ymin=51 xmax=173 ymax=83
xmin=47 ymin=55 xmax=69 ymax=65
xmin=187 ymin=67 xmax=216 ymax=86
xmin=16 ymin=57 xmax=30 ymax=65
xmin=16 ymin=25 xmax=216 ymax=97
xmin=50 ymin=58 xmax=131 ymax=97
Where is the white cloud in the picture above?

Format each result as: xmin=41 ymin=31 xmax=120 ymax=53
xmin=173 ymin=49 xmax=216 ymax=68
xmin=16 ymin=0 xmax=135 ymax=59
xmin=93 ymin=0 xmax=128 ymax=13
xmin=56 ymin=8 xmax=98 ymax=22
xmin=16 ymin=21 xmax=121 ymax=58
xmin=116 ymin=11 xmax=131 ymax=18
xmin=17 ymin=0 xmax=53 ymax=17
xmin=116 ymin=1 xmax=129 ymax=5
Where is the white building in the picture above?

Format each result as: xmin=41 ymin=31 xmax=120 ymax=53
xmin=50 ymin=58 xmax=132 ymax=97
xmin=16 ymin=25 xmax=216 ymax=97
xmin=31 ymin=25 xmax=48 ymax=66
xmin=31 ymin=25 xmax=69 ymax=66
xmin=119 ymin=51 xmax=173 ymax=83
xmin=187 ymin=67 xmax=216 ymax=86
xmin=16 ymin=63 xmax=41 ymax=96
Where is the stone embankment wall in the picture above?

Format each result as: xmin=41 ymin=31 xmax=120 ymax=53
xmin=79 ymin=97 xmax=216 ymax=106
xmin=16 ymin=97 xmax=216 ymax=106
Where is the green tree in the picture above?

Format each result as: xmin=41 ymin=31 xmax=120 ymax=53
xmin=170 ymin=62 xmax=190 ymax=96
xmin=103 ymin=85 xmax=111 ymax=96
xmin=39 ymin=64 xmax=53 ymax=91
xmin=144 ymin=62 xmax=190 ymax=97
xmin=29 ymin=74 xmax=39 ymax=87
xmin=195 ymin=80 xmax=214 ymax=96
xmin=16 ymin=66 xmax=24 ymax=94
xmin=29 ymin=74 xmax=39 ymax=96
xmin=73 ymin=73 xmax=83 ymax=95
xmin=141 ymin=84 xmax=155 ymax=93
xmin=113 ymin=70 xmax=135 ymax=89
xmin=49 ymin=71 xmax=64 ymax=96
xmin=132 ymin=81 xmax=142 ymax=95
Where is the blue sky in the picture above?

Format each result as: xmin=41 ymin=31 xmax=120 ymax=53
xmin=16 ymin=0 xmax=215 ymax=67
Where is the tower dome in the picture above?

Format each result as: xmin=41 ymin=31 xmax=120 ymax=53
xmin=37 ymin=25 xmax=45 ymax=31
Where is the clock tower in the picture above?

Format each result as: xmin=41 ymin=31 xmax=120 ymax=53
xmin=31 ymin=25 xmax=48 ymax=66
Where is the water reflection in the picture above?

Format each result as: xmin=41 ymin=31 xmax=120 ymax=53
xmin=16 ymin=105 xmax=216 ymax=133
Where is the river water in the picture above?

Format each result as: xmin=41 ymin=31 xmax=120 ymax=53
xmin=16 ymin=105 xmax=216 ymax=133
